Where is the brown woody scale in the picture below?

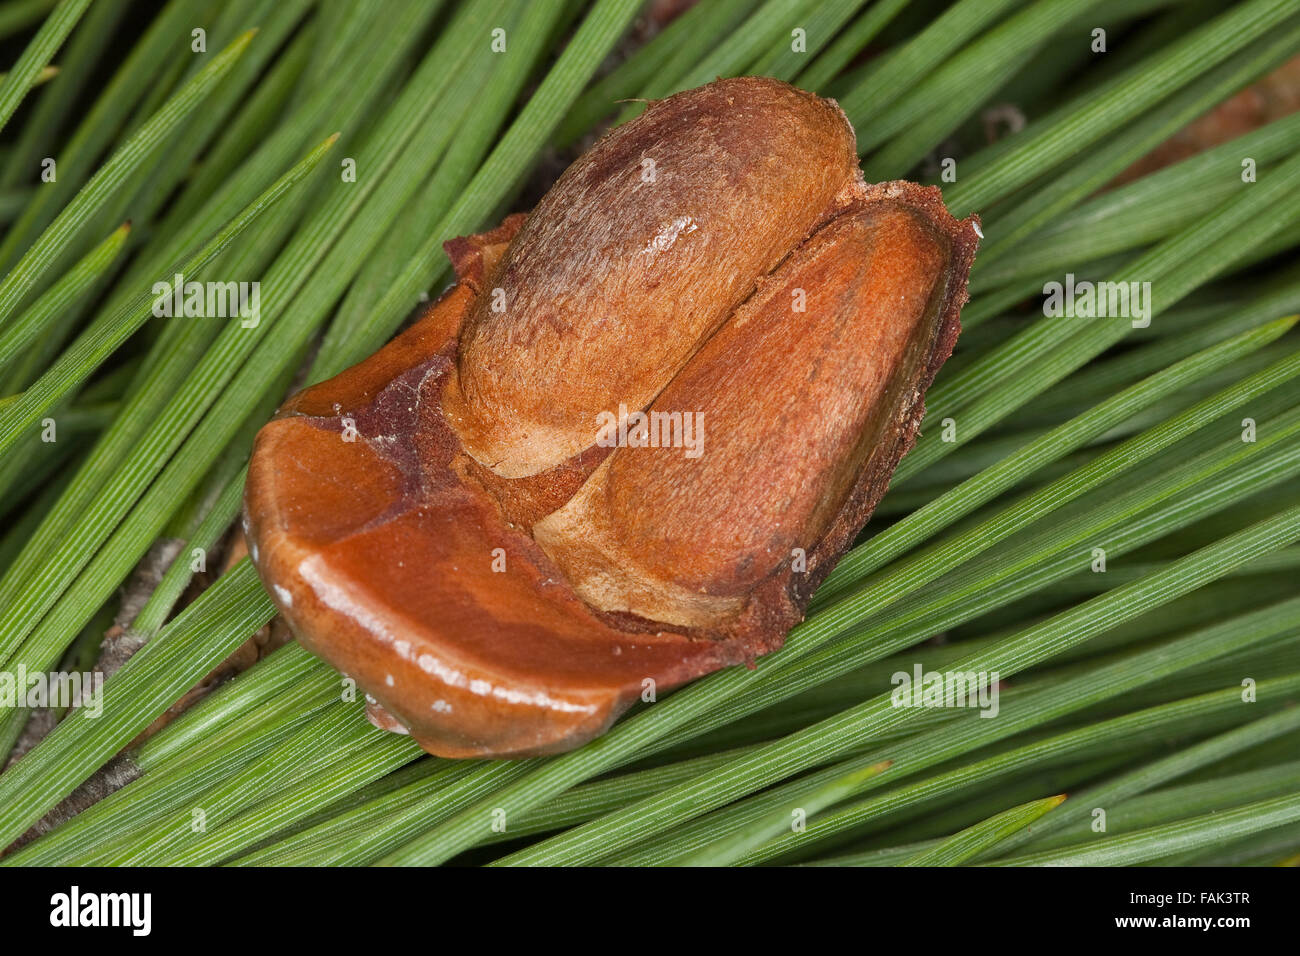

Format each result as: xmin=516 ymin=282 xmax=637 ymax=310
xmin=244 ymin=77 xmax=981 ymax=758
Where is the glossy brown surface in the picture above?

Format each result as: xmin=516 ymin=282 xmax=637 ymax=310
xmin=244 ymin=272 xmax=764 ymax=757
xmin=245 ymin=78 xmax=980 ymax=757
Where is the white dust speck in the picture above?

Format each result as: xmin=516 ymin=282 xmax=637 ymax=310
xmin=644 ymin=215 xmax=698 ymax=257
